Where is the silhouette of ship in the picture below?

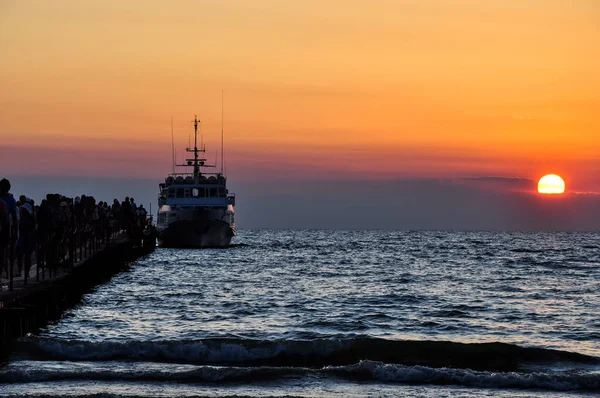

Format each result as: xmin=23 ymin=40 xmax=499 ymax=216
xmin=156 ymin=116 xmax=235 ymax=247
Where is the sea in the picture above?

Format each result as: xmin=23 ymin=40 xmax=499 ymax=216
xmin=1 ymin=230 xmax=599 ymax=397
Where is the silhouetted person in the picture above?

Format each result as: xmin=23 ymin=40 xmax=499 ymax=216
xmin=122 ymin=197 xmax=132 ymax=233
xmin=0 ymin=179 xmax=18 ymax=278
xmin=37 ymin=199 xmax=50 ymax=268
xmin=111 ymin=199 xmax=121 ymax=230
xmin=17 ymin=201 xmax=35 ymax=277
xmin=136 ymin=205 xmax=148 ymax=229
xmin=0 ymin=197 xmax=8 ymax=278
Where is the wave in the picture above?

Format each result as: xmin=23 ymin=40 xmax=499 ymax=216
xmin=1 ymin=361 xmax=599 ymax=391
xmin=0 ymin=365 xmax=299 ymax=384
xmin=334 ymin=360 xmax=600 ymax=391
xmin=15 ymin=337 xmax=599 ymax=371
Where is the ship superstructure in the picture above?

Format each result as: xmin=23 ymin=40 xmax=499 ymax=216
xmin=156 ymin=116 xmax=235 ymax=247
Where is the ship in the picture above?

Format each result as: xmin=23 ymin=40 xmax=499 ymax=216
xmin=156 ymin=115 xmax=236 ymax=248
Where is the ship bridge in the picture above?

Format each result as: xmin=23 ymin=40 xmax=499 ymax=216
xmin=158 ymin=174 xmax=235 ymax=208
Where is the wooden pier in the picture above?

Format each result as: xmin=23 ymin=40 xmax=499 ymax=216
xmin=0 ymin=230 xmax=156 ymax=356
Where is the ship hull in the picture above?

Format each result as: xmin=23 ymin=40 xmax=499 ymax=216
xmin=157 ymin=207 xmax=235 ymax=248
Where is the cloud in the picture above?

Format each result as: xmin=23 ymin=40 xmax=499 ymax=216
xmin=457 ymin=177 xmax=537 ymax=191
xmin=235 ymin=179 xmax=600 ymax=231
xmin=6 ymin=176 xmax=600 ymax=232
xmin=571 ymin=191 xmax=600 ymax=196
xmin=0 ymin=144 xmax=170 ymax=178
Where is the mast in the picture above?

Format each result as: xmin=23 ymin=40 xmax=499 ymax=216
xmin=175 ymin=115 xmax=215 ymax=178
xmin=193 ymin=115 xmax=199 ymax=178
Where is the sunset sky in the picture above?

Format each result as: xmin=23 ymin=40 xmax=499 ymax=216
xmin=1 ymin=0 xmax=599 ymax=195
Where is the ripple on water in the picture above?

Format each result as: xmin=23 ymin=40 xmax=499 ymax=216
xmin=37 ymin=230 xmax=600 ymax=359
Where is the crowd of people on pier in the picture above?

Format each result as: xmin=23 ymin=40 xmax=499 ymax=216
xmin=0 ymin=178 xmax=150 ymax=281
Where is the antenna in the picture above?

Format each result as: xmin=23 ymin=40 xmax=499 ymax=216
xmin=221 ymin=90 xmax=224 ymax=175
xmin=171 ymin=117 xmax=175 ymax=174
xmin=194 ymin=115 xmax=198 ymax=153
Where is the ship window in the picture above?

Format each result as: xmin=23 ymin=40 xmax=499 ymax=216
xmin=218 ymin=188 xmax=226 ymax=198
xmin=168 ymin=188 xmax=176 ymax=198
xmin=176 ymin=188 xmax=184 ymax=198
xmin=184 ymin=188 xmax=190 ymax=198
xmin=192 ymin=188 xmax=206 ymax=197
xmin=209 ymin=188 xmax=217 ymax=197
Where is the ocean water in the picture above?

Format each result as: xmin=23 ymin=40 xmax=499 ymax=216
xmin=1 ymin=230 xmax=599 ymax=397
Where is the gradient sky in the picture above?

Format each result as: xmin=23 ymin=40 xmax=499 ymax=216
xmin=1 ymin=0 xmax=599 ymax=194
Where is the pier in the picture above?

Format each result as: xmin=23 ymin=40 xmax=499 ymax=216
xmin=0 ymin=185 xmax=157 ymax=355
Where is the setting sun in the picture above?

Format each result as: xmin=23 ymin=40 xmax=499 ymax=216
xmin=538 ymin=174 xmax=566 ymax=194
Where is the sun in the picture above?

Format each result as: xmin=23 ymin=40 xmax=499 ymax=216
xmin=538 ymin=174 xmax=565 ymax=194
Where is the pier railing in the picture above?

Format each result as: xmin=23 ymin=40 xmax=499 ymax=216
xmin=0 ymin=218 xmax=157 ymax=348
xmin=2 ymin=216 xmax=153 ymax=293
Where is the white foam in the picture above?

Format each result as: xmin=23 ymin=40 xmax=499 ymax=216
xmin=28 ymin=338 xmax=349 ymax=364
xmin=335 ymin=360 xmax=600 ymax=391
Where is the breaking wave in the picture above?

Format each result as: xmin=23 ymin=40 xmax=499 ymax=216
xmin=15 ymin=337 xmax=599 ymax=371
xmin=335 ymin=360 xmax=600 ymax=391
xmin=1 ymin=360 xmax=599 ymax=392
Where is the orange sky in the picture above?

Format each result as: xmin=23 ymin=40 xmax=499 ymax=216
xmin=1 ymin=0 xmax=598 ymax=191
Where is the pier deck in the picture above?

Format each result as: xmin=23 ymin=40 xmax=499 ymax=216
xmin=0 ymin=233 xmax=130 ymax=306
xmin=0 ymin=230 xmax=156 ymax=352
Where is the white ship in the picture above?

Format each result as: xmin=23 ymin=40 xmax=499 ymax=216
xmin=156 ymin=116 xmax=236 ymax=248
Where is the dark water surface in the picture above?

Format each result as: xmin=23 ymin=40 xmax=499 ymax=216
xmin=2 ymin=230 xmax=599 ymax=397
